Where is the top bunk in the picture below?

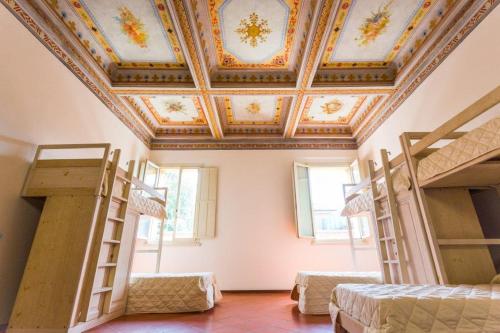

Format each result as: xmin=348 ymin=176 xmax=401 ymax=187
xmin=22 ymin=143 xmax=167 ymax=219
xmin=400 ymin=86 xmax=500 ymax=189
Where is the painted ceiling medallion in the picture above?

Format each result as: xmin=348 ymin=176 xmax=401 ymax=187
xmin=208 ymin=0 xmax=300 ymax=69
xmin=321 ymin=99 xmax=344 ymax=114
xmin=115 ymin=6 xmax=149 ymax=48
xmin=356 ymin=0 xmax=394 ymax=46
xmin=245 ymin=102 xmax=261 ymax=114
xmin=164 ymin=101 xmax=187 ymax=115
xmin=235 ymin=12 xmax=272 ymax=47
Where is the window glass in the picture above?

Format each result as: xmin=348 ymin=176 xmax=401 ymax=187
xmin=134 ymin=216 xmax=161 ymax=251
xmin=176 ymin=169 xmax=199 ymax=239
xmin=309 ymin=166 xmax=353 ymax=240
xmin=143 ymin=162 xmax=159 ymax=187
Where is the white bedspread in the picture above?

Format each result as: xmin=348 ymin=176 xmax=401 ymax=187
xmin=291 ymin=272 xmax=382 ymax=315
xmin=126 ymin=272 xmax=222 ymax=314
xmin=418 ymin=117 xmax=500 ymax=182
xmin=330 ymin=283 xmax=500 ymax=333
xmin=129 ymin=191 xmax=166 ymax=220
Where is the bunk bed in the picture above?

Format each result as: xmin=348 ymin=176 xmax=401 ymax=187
xmin=8 ymin=144 xmax=167 ymax=333
xmin=399 ymin=86 xmax=500 ymax=285
xmin=330 ymin=283 xmax=500 ymax=333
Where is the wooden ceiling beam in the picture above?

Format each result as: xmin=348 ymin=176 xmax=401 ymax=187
xmin=284 ymin=0 xmax=337 ymax=138
xmin=168 ymin=0 xmax=224 ymax=139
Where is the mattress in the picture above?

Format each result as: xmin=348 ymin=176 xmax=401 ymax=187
xmin=126 ymin=272 xmax=222 ymax=314
xmin=341 ymin=167 xmax=410 ymax=217
xmin=129 ymin=191 xmax=166 ymax=220
xmin=330 ymin=283 xmax=500 ymax=333
xmin=341 ymin=191 xmax=373 ymax=217
xmin=417 ymin=117 xmax=500 ymax=182
xmin=291 ymin=272 xmax=382 ymax=315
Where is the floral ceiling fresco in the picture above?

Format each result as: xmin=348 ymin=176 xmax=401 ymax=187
xmin=6 ymin=0 xmax=494 ymax=148
xmin=208 ymin=0 xmax=300 ymax=68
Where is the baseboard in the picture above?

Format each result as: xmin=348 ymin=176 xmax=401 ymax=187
xmin=220 ymin=290 xmax=291 ymax=293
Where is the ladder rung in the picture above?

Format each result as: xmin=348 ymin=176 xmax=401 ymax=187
xmin=379 ymin=237 xmax=394 ymax=242
xmin=377 ymin=214 xmax=391 ymax=221
xmin=103 ymin=239 xmax=121 ymax=244
xmin=374 ymin=194 xmax=387 ymax=201
xmin=116 ymin=174 xmax=131 ymax=183
xmin=93 ymin=287 xmax=113 ymax=294
xmin=383 ymin=260 xmax=400 ymax=264
xmin=112 ymin=195 xmax=128 ymax=203
xmin=108 ymin=216 xmax=124 ymax=223
xmin=98 ymin=263 xmax=117 ymax=268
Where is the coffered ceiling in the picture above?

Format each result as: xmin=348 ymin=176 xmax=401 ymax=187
xmin=3 ymin=0 xmax=497 ymax=149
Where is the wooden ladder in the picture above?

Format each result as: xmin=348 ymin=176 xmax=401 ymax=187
xmin=79 ymin=150 xmax=135 ymax=320
xmin=368 ymin=149 xmax=409 ymax=284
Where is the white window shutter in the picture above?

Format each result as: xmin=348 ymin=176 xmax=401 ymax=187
xmin=195 ymin=167 xmax=218 ymax=239
xmin=293 ymin=163 xmax=314 ymax=238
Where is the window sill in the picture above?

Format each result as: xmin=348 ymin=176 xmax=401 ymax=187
xmin=164 ymin=239 xmax=202 ymax=247
xmin=311 ymin=238 xmax=350 ymax=245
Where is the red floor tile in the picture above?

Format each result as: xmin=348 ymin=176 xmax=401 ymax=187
xmin=86 ymin=292 xmax=333 ymax=333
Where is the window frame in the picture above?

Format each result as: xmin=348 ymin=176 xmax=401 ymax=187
xmin=294 ymin=162 xmax=370 ymax=244
xmin=162 ymin=166 xmax=202 ymax=245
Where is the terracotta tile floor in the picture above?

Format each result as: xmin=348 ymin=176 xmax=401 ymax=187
xmin=87 ymin=291 xmax=333 ymax=333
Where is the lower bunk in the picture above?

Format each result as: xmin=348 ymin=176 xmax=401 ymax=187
xmin=126 ymin=272 xmax=222 ymax=314
xmin=330 ymin=283 xmax=500 ymax=332
xmin=291 ymin=271 xmax=382 ymax=315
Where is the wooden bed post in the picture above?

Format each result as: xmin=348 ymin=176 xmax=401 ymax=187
xmin=399 ymin=133 xmax=448 ymax=284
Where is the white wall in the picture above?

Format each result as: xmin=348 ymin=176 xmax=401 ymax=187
xmin=150 ymin=149 xmax=380 ymax=290
xmin=358 ymin=6 xmax=500 ymax=174
xmin=0 ymin=5 xmax=149 ymax=324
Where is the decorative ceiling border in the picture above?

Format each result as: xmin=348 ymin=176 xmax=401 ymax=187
xmin=151 ymin=138 xmax=358 ymax=150
xmin=356 ymin=0 xmax=499 ymax=145
xmin=0 ymin=0 xmax=153 ymax=146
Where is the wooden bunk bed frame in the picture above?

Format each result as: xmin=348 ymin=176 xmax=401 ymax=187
xmin=399 ymin=86 xmax=500 ymax=285
xmin=8 ymin=144 xmax=166 ymax=333
xmin=334 ymin=86 xmax=500 ymax=333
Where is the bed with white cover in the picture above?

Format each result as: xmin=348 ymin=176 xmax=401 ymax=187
xmin=126 ymin=272 xmax=222 ymax=314
xmin=417 ymin=116 xmax=500 ymax=183
xmin=330 ymin=283 xmax=500 ymax=333
xmin=291 ymin=272 xmax=382 ymax=315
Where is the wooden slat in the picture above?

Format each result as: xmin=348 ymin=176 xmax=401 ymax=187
xmin=405 ymin=132 xmax=467 ymax=140
xmin=368 ymin=160 xmax=392 ymax=284
xmin=102 ymin=160 xmax=135 ymax=314
xmin=409 ymin=86 xmax=500 ymax=155
xmin=381 ymin=149 xmax=410 ymax=284
xmin=400 ymin=133 xmax=448 ymax=284
xmin=78 ymin=150 xmax=121 ymax=322
xmin=438 ymin=239 xmax=500 ymax=246
xmin=36 ymin=159 xmax=103 ymax=168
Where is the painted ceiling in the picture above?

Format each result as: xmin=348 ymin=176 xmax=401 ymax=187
xmin=5 ymin=0 xmax=495 ymax=148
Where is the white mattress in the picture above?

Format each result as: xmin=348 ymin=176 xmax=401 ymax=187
xmin=292 ymin=272 xmax=382 ymax=315
xmin=330 ymin=283 xmax=500 ymax=333
xmin=341 ymin=191 xmax=373 ymax=217
xmin=418 ymin=117 xmax=500 ymax=182
xmin=129 ymin=191 xmax=166 ymax=220
xmin=126 ymin=272 xmax=222 ymax=314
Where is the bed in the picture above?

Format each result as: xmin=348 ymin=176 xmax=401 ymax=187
xmin=126 ymin=272 xmax=222 ymax=314
xmin=291 ymin=272 xmax=382 ymax=315
xmin=417 ymin=116 xmax=500 ymax=183
xmin=330 ymin=283 xmax=500 ymax=332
